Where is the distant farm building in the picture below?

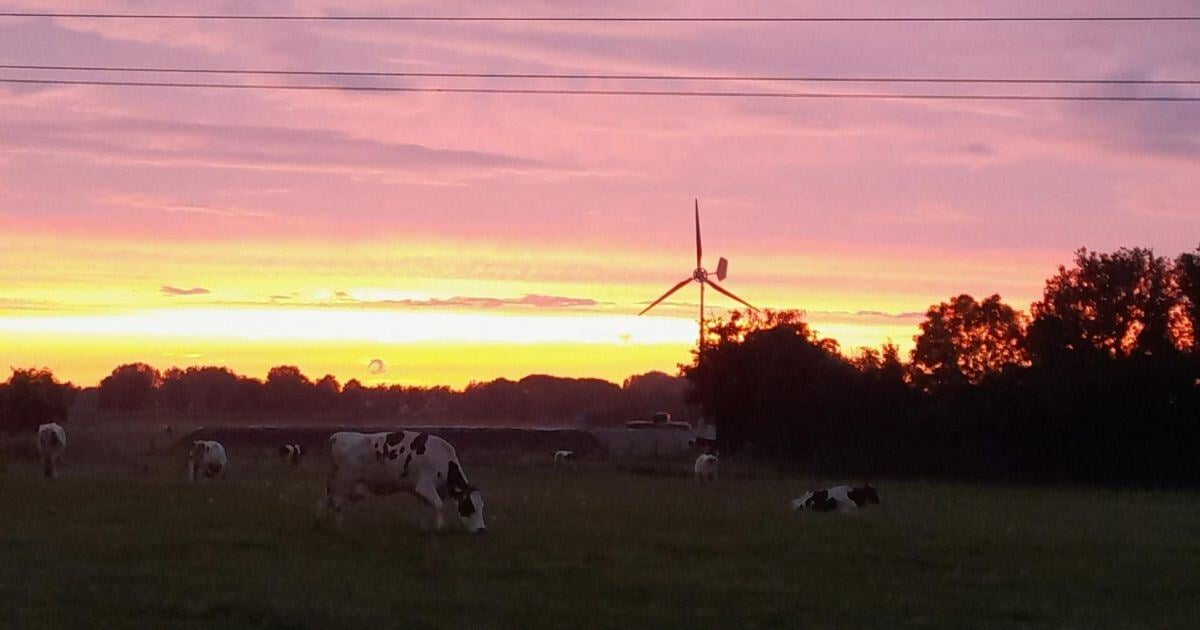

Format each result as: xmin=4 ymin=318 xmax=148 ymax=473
xmin=626 ymin=411 xmax=692 ymax=430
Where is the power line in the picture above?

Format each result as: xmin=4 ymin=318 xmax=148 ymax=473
xmin=1 ymin=12 xmax=1199 ymax=23
xmin=3 ymin=64 xmax=1197 ymax=85
xmin=2 ymin=77 xmax=1197 ymax=102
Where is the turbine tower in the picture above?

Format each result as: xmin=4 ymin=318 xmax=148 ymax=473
xmin=638 ymin=199 xmax=758 ymax=355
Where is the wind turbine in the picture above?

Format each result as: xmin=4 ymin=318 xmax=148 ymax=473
xmin=638 ymin=199 xmax=757 ymax=354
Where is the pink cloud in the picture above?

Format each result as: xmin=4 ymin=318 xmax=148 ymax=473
xmin=160 ymin=285 xmax=210 ymax=296
xmin=2 ymin=0 xmax=1199 ymax=331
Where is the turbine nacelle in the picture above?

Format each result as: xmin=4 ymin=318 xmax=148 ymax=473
xmin=690 ymin=257 xmax=727 ymax=284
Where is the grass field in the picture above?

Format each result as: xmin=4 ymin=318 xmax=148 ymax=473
xmin=2 ymin=428 xmax=1199 ymax=629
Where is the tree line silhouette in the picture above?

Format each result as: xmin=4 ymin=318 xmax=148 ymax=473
xmin=0 ymin=364 xmax=696 ymax=432
xmin=2 ymin=245 xmax=1198 ymax=485
xmin=686 ymin=246 xmax=1200 ymax=486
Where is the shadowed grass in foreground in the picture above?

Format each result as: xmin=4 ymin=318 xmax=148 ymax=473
xmin=1 ymin=459 xmax=1198 ymax=629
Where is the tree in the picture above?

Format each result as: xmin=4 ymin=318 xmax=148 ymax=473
xmin=98 ymin=363 xmax=161 ymax=411
xmin=1 ymin=368 xmax=72 ymax=434
xmin=157 ymin=367 xmax=191 ymax=411
xmin=856 ymin=342 xmax=906 ymax=385
xmin=684 ymin=310 xmax=858 ymax=454
xmin=1029 ymin=247 xmax=1177 ymax=361
xmin=314 ymin=374 xmax=341 ymax=412
xmin=911 ymin=294 xmax=1027 ymax=389
xmin=459 ymin=378 xmax=530 ymax=423
xmin=619 ymin=371 xmax=696 ymax=424
xmin=342 ymin=379 xmax=366 ymax=417
xmin=1175 ymin=247 xmax=1200 ymax=354
xmin=263 ymin=366 xmax=314 ymax=413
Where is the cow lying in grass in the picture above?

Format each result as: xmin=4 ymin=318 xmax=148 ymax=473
xmin=279 ymin=444 xmax=303 ymax=466
xmin=36 ymin=423 xmax=66 ymax=479
xmin=318 ymin=431 xmax=486 ymax=533
xmin=188 ymin=440 xmax=228 ymax=482
xmin=792 ymin=484 xmax=880 ymax=513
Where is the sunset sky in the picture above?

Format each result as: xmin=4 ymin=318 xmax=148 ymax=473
xmin=1 ymin=1 xmax=1198 ymax=387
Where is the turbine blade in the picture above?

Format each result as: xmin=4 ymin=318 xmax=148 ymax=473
xmin=638 ymin=277 xmax=693 ymax=316
xmin=705 ymin=279 xmax=758 ymax=312
xmin=694 ymin=198 xmax=702 ymax=268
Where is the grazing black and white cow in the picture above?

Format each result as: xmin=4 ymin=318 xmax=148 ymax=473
xmin=792 ymin=484 xmax=880 ymax=513
xmin=188 ymin=440 xmax=228 ymax=482
xmin=318 ymin=431 xmax=486 ymax=533
xmin=36 ymin=422 xmax=66 ymax=479
xmin=279 ymin=444 xmax=303 ymax=466
xmin=694 ymin=453 xmax=719 ymax=482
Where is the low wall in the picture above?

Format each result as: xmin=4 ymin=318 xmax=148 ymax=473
xmin=182 ymin=425 xmax=700 ymax=459
xmin=184 ymin=425 xmax=604 ymax=457
xmin=592 ymin=428 xmax=697 ymax=457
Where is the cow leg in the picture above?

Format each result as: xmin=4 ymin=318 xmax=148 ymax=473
xmin=413 ymin=478 xmax=444 ymax=531
xmin=317 ymin=493 xmax=347 ymax=531
xmin=318 ymin=472 xmax=365 ymax=531
xmin=42 ymin=457 xmax=54 ymax=479
xmin=315 ymin=474 xmax=338 ymax=529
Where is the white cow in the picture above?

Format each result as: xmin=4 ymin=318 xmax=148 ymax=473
xmin=318 ymin=431 xmax=486 ymax=533
xmin=279 ymin=443 xmax=303 ymax=466
xmin=694 ymin=453 xmax=719 ymax=482
xmin=36 ymin=422 xmax=66 ymax=479
xmin=188 ymin=440 xmax=228 ymax=482
xmin=792 ymin=484 xmax=880 ymax=513
xmin=553 ymin=450 xmax=575 ymax=466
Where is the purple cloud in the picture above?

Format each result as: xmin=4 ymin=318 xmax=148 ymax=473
xmin=326 ymin=293 xmax=600 ymax=309
xmin=0 ymin=117 xmax=549 ymax=175
xmin=161 ymin=285 xmax=210 ymax=296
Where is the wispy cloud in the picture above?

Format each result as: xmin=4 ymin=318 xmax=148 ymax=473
xmin=0 ymin=297 xmax=61 ymax=311
xmin=861 ymin=203 xmax=983 ymax=227
xmin=161 ymin=286 xmax=210 ymax=296
xmin=306 ymin=292 xmax=600 ymax=310
xmin=103 ymin=193 xmax=273 ymax=219
xmin=0 ymin=117 xmax=551 ymax=176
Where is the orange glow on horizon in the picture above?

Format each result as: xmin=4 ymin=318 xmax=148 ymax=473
xmin=0 ymin=305 xmax=920 ymax=388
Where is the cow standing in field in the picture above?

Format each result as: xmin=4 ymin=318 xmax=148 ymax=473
xmin=318 ymin=431 xmax=486 ymax=533
xmin=36 ymin=423 xmax=66 ymax=479
xmin=792 ymin=484 xmax=880 ymax=513
xmin=188 ymin=440 xmax=228 ymax=482
xmin=279 ymin=444 xmax=303 ymax=466
xmin=694 ymin=452 xmax=718 ymax=482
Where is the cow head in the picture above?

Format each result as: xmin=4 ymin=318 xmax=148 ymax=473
xmin=791 ymin=491 xmax=814 ymax=511
xmin=851 ymin=484 xmax=880 ymax=505
xmin=189 ymin=441 xmax=209 ymax=460
xmin=457 ymin=489 xmax=486 ymax=533
xmin=447 ymin=460 xmax=486 ymax=533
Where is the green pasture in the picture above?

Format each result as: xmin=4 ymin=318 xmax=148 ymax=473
xmin=1 ymin=425 xmax=1197 ymax=629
